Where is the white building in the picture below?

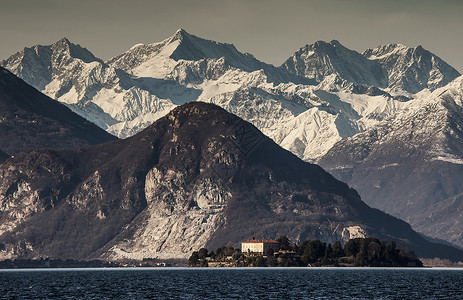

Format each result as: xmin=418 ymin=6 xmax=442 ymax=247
xmin=241 ymin=239 xmax=279 ymax=254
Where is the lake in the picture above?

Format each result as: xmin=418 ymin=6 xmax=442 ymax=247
xmin=1 ymin=267 xmax=462 ymax=299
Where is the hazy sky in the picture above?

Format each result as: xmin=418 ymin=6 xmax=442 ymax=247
xmin=1 ymin=0 xmax=462 ymax=72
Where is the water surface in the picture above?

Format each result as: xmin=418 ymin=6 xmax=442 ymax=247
xmin=1 ymin=267 xmax=462 ymax=299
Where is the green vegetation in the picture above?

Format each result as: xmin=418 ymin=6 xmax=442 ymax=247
xmin=189 ymin=237 xmax=423 ymax=267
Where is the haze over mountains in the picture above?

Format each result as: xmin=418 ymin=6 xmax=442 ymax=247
xmin=2 ymin=29 xmax=463 ymax=255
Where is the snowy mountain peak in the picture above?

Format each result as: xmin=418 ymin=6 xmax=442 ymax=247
xmin=170 ymin=28 xmax=193 ymax=42
xmin=108 ymin=29 xmax=246 ymax=71
xmin=282 ymin=39 xmax=386 ymax=87
xmin=364 ymin=43 xmax=461 ymax=93
xmin=1 ymin=38 xmax=98 ymax=90
xmin=300 ymin=40 xmax=345 ymax=53
xmin=50 ymin=38 xmax=102 ymax=64
xmin=54 ymin=37 xmax=72 ymax=46
xmin=108 ymin=29 xmax=304 ymax=84
xmin=167 ymin=29 xmax=251 ymax=66
xmin=174 ymin=27 xmax=187 ymax=35
xmin=282 ymin=40 xmax=460 ymax=94
xmin=168 ymin=28 xmax=188 ymax=43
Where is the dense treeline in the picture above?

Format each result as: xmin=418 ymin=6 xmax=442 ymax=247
xmin=189 ymin=237 xmax=423 ymax=267
xmin=0 ymin=258 xmax=118 ymax=269
xmin=0 ymin=258 xmax=172 ymax=268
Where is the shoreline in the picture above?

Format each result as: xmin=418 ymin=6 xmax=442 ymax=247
xmin=3 ymin=265 xmax=463 ymax=271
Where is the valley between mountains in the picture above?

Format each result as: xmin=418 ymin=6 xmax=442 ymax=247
xmin=1 ymin=29 xmax=463 ymax=260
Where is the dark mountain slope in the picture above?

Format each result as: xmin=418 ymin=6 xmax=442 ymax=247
xmin=0 ymin=149 xmax=8 ymax=163
xmin=0 ymin=102 xmax=461 ymax=261
xmin=0 ymin=67 xmax=116 ymax=155
xmin=318 ymin=77 xmax=463 ymax=248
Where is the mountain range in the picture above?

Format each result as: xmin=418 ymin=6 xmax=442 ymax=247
xmin=0 ymin=102 xmax=461 ymax=261
xmin=4 ymin=30 xmax=459 ymax=160
xmin=281 ymin=40 xmax=459 ymax=93
xmin=2 ymin=29 xmax=463 ymax=255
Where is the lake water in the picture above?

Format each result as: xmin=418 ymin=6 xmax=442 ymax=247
xmin=1 ymin=267 xmax=462 ymax=299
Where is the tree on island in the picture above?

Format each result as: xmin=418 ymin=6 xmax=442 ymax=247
xmin=277 ymin=236 xmax=291 ymax=251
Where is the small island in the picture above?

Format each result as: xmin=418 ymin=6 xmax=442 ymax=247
xmin=189 ymin=237 xmax=423 ymax=267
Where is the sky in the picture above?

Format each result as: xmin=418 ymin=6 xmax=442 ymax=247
xmin=1 ymin=0 xmax=462 ymax=72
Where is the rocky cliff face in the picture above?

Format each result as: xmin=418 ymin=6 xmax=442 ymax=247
xmin=0 ymin=67 xmax=116 ymax=156
xmin=0 ymin=102 xmax=461 ymax=261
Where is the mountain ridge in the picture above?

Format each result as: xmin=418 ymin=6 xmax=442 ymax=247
xmin=281 ymin=40 xmax=387 ymax=88
xmin=3 ymin=30 xmax=458 ymax=153
xmin=282 ymin=40 xmax=460 ymax=93
xmin=1 ymin=102 xmax=462 ymax=261
xmin=364 ymin=43 xmax=461 ymax=93
xmin=0 ymin=66 xmax=116 ymax=155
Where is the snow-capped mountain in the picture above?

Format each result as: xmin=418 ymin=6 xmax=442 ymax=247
xmin=3 ymin=38 xmax=102 ymax=91
xmin=2 ymin=29 xmax=435 ymax=161
xmin=1 ymin=37 xmax=177 ymax=138
xmin=318 ymin=76 xmax=463 ymax=248
xmin=108 ymin=29 xmax=305 ymax=84
xmin=364 ymin=44 xmax=461 ymax=94
xmin=281 ymin=40 xmax=386 ymax=87
xmin=282 ymin=40 xmax=460 ymax=95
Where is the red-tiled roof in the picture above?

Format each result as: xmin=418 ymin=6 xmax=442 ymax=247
xmin=242 ymin=239 xmax=279 ymax=244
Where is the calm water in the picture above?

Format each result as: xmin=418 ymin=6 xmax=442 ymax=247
xmin=1 ymin=268 xmax=462 ymax=299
